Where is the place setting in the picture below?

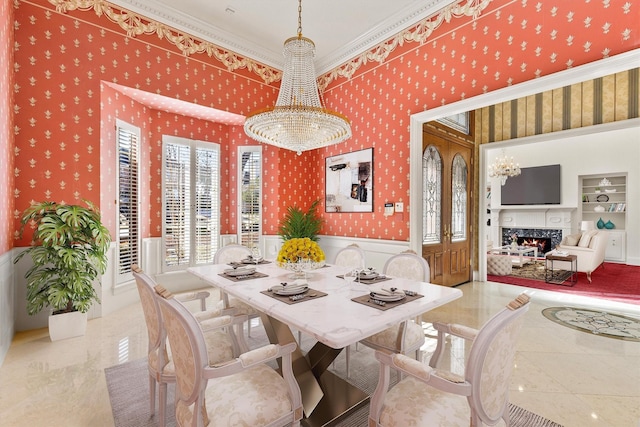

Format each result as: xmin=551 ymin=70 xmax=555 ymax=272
xmin=261 ymin=279 xmax=327 ymax=304
xmin=351 ymin=286 xmax=423 ymax=310
xmin=219 ymin=265 xmax=269 ymax=281
xmin=337 ymin=267 xmax=392 ymax=284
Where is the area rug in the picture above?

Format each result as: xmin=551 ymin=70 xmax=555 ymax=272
xmin=488 ymin=262 xmax=640 ymax=305
xmin=542 ymin=307 xmax=640 ymax=342
xmin=105 ymin=331 xmax=563 ymax=427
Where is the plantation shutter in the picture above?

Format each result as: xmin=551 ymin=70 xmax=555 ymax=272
xmin=194 ymin=144 xmax=219 ymax=264
xmin=116 ymin=121 xmax=140 ymax=279
xmin=164 ymin=141 xmax=192 ymax=267
xmin=163 ymin=136 xmax=220 ymax=270
xmin=239 ymin=147 xmax=262 ymax=248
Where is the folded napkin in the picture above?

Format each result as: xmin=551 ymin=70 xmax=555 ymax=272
xmin=269 ymin=279 xmax=308 ymax=293
xmin=223 ymin=266 xmax=256 ymax=275
xmin=370 ymin=287 xmax=401 ymax=296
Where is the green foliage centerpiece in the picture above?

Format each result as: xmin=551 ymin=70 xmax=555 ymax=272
xmin=15 ymin=201 xmax=111 ymax=316
xmin=277 ymin=200 xmax=325 ymax=277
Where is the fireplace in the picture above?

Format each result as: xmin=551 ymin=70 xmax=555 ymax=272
xmin=517 ymin=236 xmax=551 ymax=254
xmin=502 ymin=228 xmax=561 ymax=254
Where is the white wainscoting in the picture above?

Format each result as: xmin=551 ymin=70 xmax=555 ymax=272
xmin=5 ymin=234 xmax=411 ymax=348
xmin=0 ymin=250 xmax=16 ymax=366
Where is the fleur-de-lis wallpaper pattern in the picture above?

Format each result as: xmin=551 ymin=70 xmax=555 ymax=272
xmin=0 ymin=0 xmax=13 ymax=254
xmin=4 ymin=0 xmax=639 ymax=252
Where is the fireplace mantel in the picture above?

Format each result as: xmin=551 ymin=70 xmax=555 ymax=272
xmin=494 ymin=207 xmax=575 ymax=229
xmin=489 ymin=207 xmax=576 ymax=247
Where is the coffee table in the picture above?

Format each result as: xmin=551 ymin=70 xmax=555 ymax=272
xmin=490 ymin=245 xmax=538 ymax=267
xmin=544 ymin=253 xmax=578 ymax=286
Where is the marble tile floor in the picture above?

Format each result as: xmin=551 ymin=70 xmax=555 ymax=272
xmin=0 ymin=281 xmax=638 ymax=427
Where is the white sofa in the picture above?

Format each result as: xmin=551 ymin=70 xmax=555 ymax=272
xmin=556 ymin=230 xmax=608 ymax=282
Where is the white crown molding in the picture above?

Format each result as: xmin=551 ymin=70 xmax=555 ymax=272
xmin=107 ymin=0 xmax=454 ymax=75
xmin=107 ymin=0 xmax=284 ymax=68
xmin=315 ymin=0 xmax=453 ymax=74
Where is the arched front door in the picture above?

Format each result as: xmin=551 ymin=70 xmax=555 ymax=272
xmin=421 ymin=125 xmax=473 ymax=287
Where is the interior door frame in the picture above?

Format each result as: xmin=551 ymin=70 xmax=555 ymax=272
xmin=409 ymin=49 xmax=639 ymax=281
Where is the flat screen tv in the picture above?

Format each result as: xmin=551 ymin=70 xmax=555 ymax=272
xmin=501 ymin=164 xmax=561 ymax=205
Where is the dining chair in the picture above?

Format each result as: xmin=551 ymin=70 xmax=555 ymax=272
xmin=357 ymin=251 xmax=430 ymax=377
xmin=132 ymin=265 xmax=248 ymax=427
xmin=333 ymin=243 xmax=366 ymax=269
xmin=156 ymin=286 xmax=303 ymax=427
xmin=368 ymin=293 xmax=531 ymax=427
xmin=213 ymin=243 xmax=262 ymax=337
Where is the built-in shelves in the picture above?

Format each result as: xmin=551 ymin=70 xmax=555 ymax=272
xmin=580 ymin=173 xmax=627 ymax=262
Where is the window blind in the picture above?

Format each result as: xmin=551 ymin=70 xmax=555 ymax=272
xmin=239 ymin=148 xmax=262 ymax=248
xmin=163 ymin=137 xmax=220 ymax=270
xmin=116 ymin=122 xmax=140 ymax=278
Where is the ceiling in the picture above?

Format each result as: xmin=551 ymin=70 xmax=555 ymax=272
xmin=109 ymin=0 xmax=454 ymax=74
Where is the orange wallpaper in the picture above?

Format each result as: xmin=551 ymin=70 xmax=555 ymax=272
xmin=0 ymin=0 xmax=14 ymax=255
xmin=9 ymin=0 xmax=640 ymax=249
xmin=315 ymin=0 xmax=639 ymax=240
xmin=12 ymin=0 xmax=278 ymax=245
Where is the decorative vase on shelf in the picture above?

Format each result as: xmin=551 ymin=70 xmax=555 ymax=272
xmin=604 ymin=220 xmax=615 ymax=229
xmin=596 ymin=218 xmax=605 ymax=229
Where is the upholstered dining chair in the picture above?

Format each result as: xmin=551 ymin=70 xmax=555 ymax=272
xmin=333 ymin=243 xmax=366 ymax=269
xmin=368 ymin=293 xmax=531 ymax=427
xmin=357 ymin=251 xmax=430 ymax=377
xmin=212 ymin=243 xmax=263 ymax=337
xmin=132 ymin=266 xmax=248 ymax=427
xmin=156 ymin=287 xmax=303 ymax=427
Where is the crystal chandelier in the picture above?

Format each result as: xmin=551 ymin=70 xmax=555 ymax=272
xmin=488 ymin=149 xmax=521 ymax=185
xmin=243 ymin=0 xmax=351 ymax=155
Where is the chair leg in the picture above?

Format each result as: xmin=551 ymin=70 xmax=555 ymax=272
xmin=346 ymin=345 xmax=351 ymax=377
xmin=149 ymin=374 xmax=156 ymax=413
xmin=247 ymin=317 xmax=252 ymax=337
xmin=159 ymin=381 xmax=168 ymax=427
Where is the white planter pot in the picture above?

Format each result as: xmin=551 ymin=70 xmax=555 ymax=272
xmin=48 ymin=311 xmax=88 ymax=341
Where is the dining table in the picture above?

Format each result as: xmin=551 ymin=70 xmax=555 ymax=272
xmin=188 ymin=261 xmax=462 ymax=427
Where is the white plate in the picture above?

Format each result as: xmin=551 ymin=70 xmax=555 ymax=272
xmin=359 ymin=272 xmax=379 ymax=279
xmin=273 ymin=285 xmax=309 ymax=296
xmin=369 ymin=291 xmax=405 ymax=302
xmin=224 ymin=267 xmax=256 ymax=276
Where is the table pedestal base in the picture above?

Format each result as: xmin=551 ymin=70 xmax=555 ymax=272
xmin=302 ymin=371 xmax=369 ymax=427
xmin=261 ymin=313 xmax=369 ymax=426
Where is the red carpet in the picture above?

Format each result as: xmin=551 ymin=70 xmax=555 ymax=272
xmin=488 ymin=262 xmax=640 ymax=305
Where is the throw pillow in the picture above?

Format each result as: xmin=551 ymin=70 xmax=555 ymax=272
xmin=564 ymin=233 xmax=582 ymax=246
xmin=578 ymin=230 xmax=597 ymax=248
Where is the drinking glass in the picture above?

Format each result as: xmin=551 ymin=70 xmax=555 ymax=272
xmin=251 ymin=247 xmax=262 ymax=265
xmin=343 ymin=269 xmax=357 ymax=284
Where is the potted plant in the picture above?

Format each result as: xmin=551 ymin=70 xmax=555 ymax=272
xmin=277 ymin=199 xmax=325 ymax=277
xmin=14 ymin=201 xmax=111 ymax=341
xmin=277 ymin=199 xmax=323 ymax=242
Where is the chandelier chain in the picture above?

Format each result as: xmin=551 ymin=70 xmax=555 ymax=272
xmin=297 ymin=0 xmax=303 ymax=37
xmin=243 ymin=0 xmax=352 ymax=154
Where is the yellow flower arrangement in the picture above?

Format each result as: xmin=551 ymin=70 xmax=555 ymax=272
xmin=277 ymin=237 xmax=326 ymax=265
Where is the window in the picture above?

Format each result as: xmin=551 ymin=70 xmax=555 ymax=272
xmin=238 ymin=146 xmax=262 ymax=248
xmin=451 ymin=154 xmax=468 ymax=242
xmin=436 ymin=112 xmax=470 ymax=134
xmin=422 ymin=145 xmax=442 ymax=244
xmin=162 ymin=136 xmax=220 ymax=270
xmin=116 ymin=119 xmax=140 ymax=282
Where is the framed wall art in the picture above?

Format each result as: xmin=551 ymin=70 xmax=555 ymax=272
xmin=325 ymin=148 xmax=373 ymax=213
